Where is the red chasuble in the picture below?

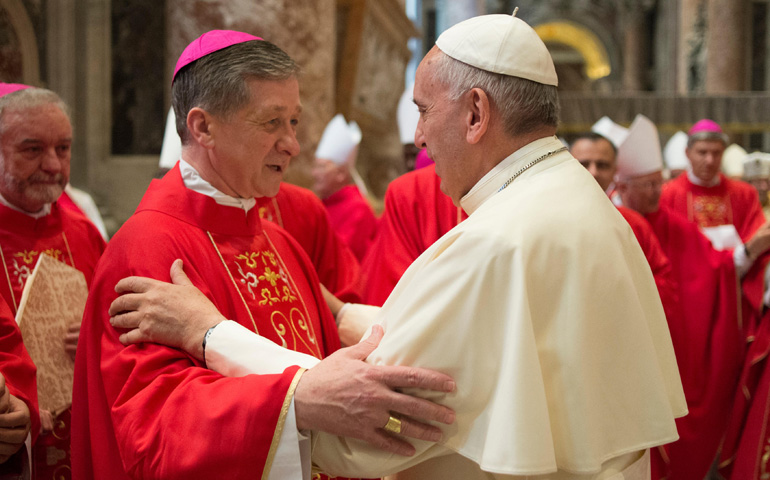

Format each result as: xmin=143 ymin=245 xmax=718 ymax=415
xmin=361 ymin=165 xmax=467 ymax=306
xmin=322 ymin=185 xmax=378 ymax=263
xmin=0 ymin=199 xmax=105 ymax=480
xmin=72 ymin=166 xmax=344 ymax=480
xmin=660 ymin=173 xmax=765 ymax=242
xmin=0 ymin=296 xmax=39 ymax=444
xmin=256 ymin=182 xmax=363 ymax=303
xmin=0 ymin=201 xmax=105 ymax=315
xmin=643 ymin=207 xmax=741 ymax=480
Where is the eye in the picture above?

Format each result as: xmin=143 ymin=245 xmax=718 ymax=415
xmin=290 ymin=118 xmax=299 ymax=127
xmin=56 ymin=144 xmax=71 ymax=155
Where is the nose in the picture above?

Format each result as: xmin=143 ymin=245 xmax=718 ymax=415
xmin=414 ymin=120 xmax=426 ymax=148
xmin=40 ymin=147 xmax=63 ymax=173
xmin=279 ymin=127 xmax=301 ymax=157
xmin=586 ymin=162 xmax=598 ymax=177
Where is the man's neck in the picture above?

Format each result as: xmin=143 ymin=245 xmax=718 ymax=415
xmin=686 ymin=169 xmax=721 ymax=187
xmin=0 ymin=192 xmax=51 ymax=219
xmin=183 ymin=147 xmax=242 ymax=198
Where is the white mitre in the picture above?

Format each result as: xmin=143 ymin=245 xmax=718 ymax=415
xmin=159 ymin=107 xmax=182 ymax=169
xmin=591 ymin=116 xmax=628 ymax=149
xmin=435 ymin=9 xmax=558 ymax=86
xmin=663 ymin=131 xmax=689 ymax=171
xmin=315 ymin=114 xmax=362 ymax=165
xmin=722 ymin=144 xmax=748 ymax=178
xmin=616 ymin=114 xmax=663 ymax=180
xmin=398 ymin=84 xmax=419 ymax=145
xmin=744 ymin=152 xmax=770 ymax=179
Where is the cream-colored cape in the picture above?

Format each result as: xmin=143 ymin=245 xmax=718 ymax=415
xmin=311 ymin=136 xmax=686 ymax=478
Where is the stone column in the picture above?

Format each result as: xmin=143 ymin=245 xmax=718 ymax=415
xmin=166 ymin=0 xmax=336 ymax=187
xmin=439 ymin=0 xmax=483 ymax=31
xmin=705 ymin=0 xmax=746 ymax=92
xmin=679 ymin=0 xmax=704 ymax=93
xmin=621 ymin=5 xmax=648 ymax=91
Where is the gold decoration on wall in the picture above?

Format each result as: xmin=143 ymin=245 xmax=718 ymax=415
xmin=535 ymin=21 xmax=611 ymax=80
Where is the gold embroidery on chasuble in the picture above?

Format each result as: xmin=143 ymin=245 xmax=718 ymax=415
xmin=691 ymin=195 xmax=732 ymax=228
xmin=208 ymin=232 xmax=322 ymax=359
xmin=0 ymin=235 xmax=74 ymax=312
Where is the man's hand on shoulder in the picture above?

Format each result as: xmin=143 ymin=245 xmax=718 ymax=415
xmin=109 ymin=259 xmax=225 ymax=360
xmin=293 ymin=325 xmax=456 ymax=456
xmin=0 ymin=374 xmax=31 ymax=464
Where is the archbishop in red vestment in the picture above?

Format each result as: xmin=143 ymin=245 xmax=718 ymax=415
xmin=361 ymin=165 xmax=466 ymax=306
xmin=72 ymin=165 xmax=343 ymax=479
xmin=641 ymin=206 xmax=742 ymax=480
xmin=660 ymin=173 xmax=765 ymax=242
xmin=257 ymin=182 xmax=363 ymax=303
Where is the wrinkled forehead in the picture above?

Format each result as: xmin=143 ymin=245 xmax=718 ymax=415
xmin=1 ymin=103 xmax=72 ymax=137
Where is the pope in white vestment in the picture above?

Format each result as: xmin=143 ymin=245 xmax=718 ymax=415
xmin=204 ymin=136 xmax=686 ymax=479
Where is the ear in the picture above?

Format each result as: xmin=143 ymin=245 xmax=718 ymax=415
xmin=465 ymin=87 xmax=491 ymax=145
xmin=615 ymin=180 xmax=627 ymax=194
xmin=187 ymin=107 xmax=215 ymax=149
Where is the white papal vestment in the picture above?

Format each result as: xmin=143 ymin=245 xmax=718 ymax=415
xmin=206 ymin=136 xmax=687 ymax=480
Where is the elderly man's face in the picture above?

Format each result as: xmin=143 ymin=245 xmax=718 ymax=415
xmin=0 ymin=103 xmax=71 ymax=213
xmin=413 ymin=48 xmax=474 ymax=205
xmin=619 ymin=171 xmax=664 ymax=215
xmin=209 ymin=77 xmax=301 ymax=198
xmin=686 ymin=139 xmax=725 ymax=183
xmin=570 ymin=138 xmax=616 ymax=192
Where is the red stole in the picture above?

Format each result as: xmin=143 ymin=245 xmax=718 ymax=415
xmin=362 ymin=165 xmax=467 ymax=306
xmin=256 ymin=183 xmax=363 ymax=304
xmin=322 ymin=185 xmax=378 ymax=263
xmin=644 ymin=207 xmax=742 ymax=480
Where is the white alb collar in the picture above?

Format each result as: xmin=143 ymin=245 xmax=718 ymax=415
xmin=460 ymin=136 xmax=566 ymax=215
xmin=0 ymin=192 xmax=51 ymax=219
xmin=686 ymin=168 xmax=721 ymax=187
xmin=179 ymin=159 xmax=257 ymax=213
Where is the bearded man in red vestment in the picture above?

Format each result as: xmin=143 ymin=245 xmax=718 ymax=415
xmin=312 ymin=115 xmax=378 ymax=262
xmin=613 ymin=114 xmax=770 ymax=480
xmin=0 ymin=83 xmax=106 ymax=480
xmin=72 ymin=31 xmax=454 ymax=480
xmin=0 ymin=297 xmax=37 ymax=478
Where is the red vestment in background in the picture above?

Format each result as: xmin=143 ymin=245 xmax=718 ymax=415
xmin=361 ymin=165 xmax=466 ymax=306
xmin=322 ymin=185 xmax=378 ymax=263
xmin=257 ymin=182 xmax=363 ymax=303
xmin=0 ymin=200 xmax=105 ymax=480
xmin=72 ymin=166 xmax=346 ymax=480
xmin=644 ymin=206 xmax=741 ymax=480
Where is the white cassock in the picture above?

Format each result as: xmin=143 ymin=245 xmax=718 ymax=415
xmin=206 ymin=136 xmax=687 ymax=480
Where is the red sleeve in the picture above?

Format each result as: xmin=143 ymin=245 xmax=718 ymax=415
xmin=72 ymin=216 xmax=304 ymax=480
xmin=733 ymin=181 xmax=766 ymax=241
xmin=0 ymin=298 xmax=39 ymax=444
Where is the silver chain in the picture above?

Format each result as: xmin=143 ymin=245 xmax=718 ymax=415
xmin=497 ymin=146 xmax=568 ymax=193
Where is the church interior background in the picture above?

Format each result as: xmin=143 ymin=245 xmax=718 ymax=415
xmin=0 ymin=0 xmax=768 ymax=234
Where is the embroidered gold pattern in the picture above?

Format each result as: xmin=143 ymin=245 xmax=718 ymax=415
xmin=761 ymin=440 xmax=770 ymax=479
xmin=14 ymin=250 xmax=39 ymax=264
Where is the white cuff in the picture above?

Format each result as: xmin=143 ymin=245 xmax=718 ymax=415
xmin=205 ymin=320 xmax=320 ymax=376
xmin=734 ymin=243 xmax=754 ymax=278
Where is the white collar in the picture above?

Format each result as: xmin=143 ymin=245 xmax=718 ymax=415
xmin=686 ymin=169 xmax=721 ymax=187
xmin=0 ymin=192 xmax=51 ymax=219
xmin=460 ymin=136 xmax=566 ymax=215
xmin=178 ymin=159 xmax=257 ymax=213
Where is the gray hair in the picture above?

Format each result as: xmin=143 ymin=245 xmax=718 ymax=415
xmin=433 ymin=51 xmax=559 ymax=137
xmin=0 ymin=88 xmax=70 ymax=134
xmin=172 ymin=39 xmax=299 ymax=144
xmin=687 ymin=131 xmax=729 ymax=148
